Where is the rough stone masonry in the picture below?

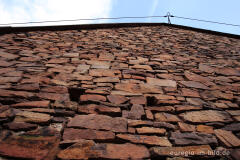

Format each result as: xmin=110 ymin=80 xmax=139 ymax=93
xmin=0 ymin=24 xmax=240 ymax=160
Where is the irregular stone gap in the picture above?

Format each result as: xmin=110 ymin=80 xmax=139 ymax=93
xmin=68 ymin=87 xmax=85 ymax=102
xmin=146 ymin=96 xmax=158 ymax=106
xmin=0 ymin=100 xmax=16 ymax=105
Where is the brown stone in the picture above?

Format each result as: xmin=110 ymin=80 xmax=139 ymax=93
xmin=155 ymin=113 xmax=181 ymax=122
xmin=107 ymin=95 xmax=128 ymax=104
xmin=180 ymin=81 xmax=209 ymax=89
xmin=145 ymin=110 xmax=154 ymax=120
xmin=184 ymin=71 xmax=213 ymax=86
xmin=117 ymin=134 xmax=172 ymax=146
xmin=0 ymin=77 xmax=21 ymax=84
xmin=58 ymin=140 xmax=150 ymax=160
xmin=216 ymin=68 xmax=240 ymax=76
xmin=146 ymin=106 xmax=175 ymax=112
xmin=3 ymin=122 xmax=37 ymax=131
xmin=41 ymin=86 xmax=68 ymax=94
xmin=196 ymin=125 xmax=214 ymax=134
xmin=0 ymin=89 xmax=35 ymax=98
xmin=146 ymin=77 xmax=177 ymax=87
xmin=80 ymin=94 xmax=106 ymax=102
xmin=93 ymin=77 xmax=120 ymax=83
xmin=181 ymin=88 xmax=200 ymax=97
xmin=68 ymin=114 xmax=127 ymax=132
xmin=136 ymin=127 xmax=166 ymax=135
xmin=170 ymin=132 xmax=218 ymax=145
xmin=150 ymin=145 xmax=213 ymax=157
xmin=11 ymin=101 xmax=50 ymax=108
xmin=128 ymin=120 xmax=153 ymax=127
xmin=123 ymin=104 xmax=145 ymax=120
xmin=15 ymin=111 xmax=51 ymax=124
xmin=214 ymin=129 xmax=240 ymax=147
xmin=0 ymin=134 xmax=59 ymax=160
xmin=153 ymin=122 xmax=177 ymax=130
xmin=186 ymin=98 xmax=206 ymax=106
xmin=178 ymin=122 xmax=196 ymax=132
xmin=199 ymin=64 xmax=215 ymax=73
xmin=180 ymin=110 xmax=232 ymax=123
xmin=0 ymin=60 xmax=14 ymax=67
xmin=63 ymin=128 xmax=115 ymax=141
xmin=130 ymin=96 xmax=146 ymax=105
xmin=0 ymin=51 xmax=18 ymax=60
xmin=115 ymin=83 xmax=163 ymax=94
xmin=131 ymin=64 xmax=152 ymax=70
xmin=175 ymin=105 xmax=202 ymax=112
xmin=78 ymin=104 xmax=121 ymax=114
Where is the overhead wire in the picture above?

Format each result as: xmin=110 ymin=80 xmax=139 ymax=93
xmin=0 ymin=14 xmax=239 ymax=28
xmin=0 ymin=15 xmax=165 ymax=26
xmin=173 ymin=15 xmax=240 ymax=27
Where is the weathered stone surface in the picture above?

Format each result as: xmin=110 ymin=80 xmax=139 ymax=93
xmin=175 ymin=105 xmax=202 ymax=112
xmin=150 ymin=145 xmax=213 ymax=157
xmin=67 ymin=114 xmax=127 ymax=132
xmin=93 ymin=77 xmax=120 ymax=83
xmin=216 ymin=68 xmax=240 ymax=76
xmin=155 ymin=113 xmax=181 ymax=122
xmin=80 ymin=94 xmax=106 ymax=102
xmin=222 ymin=123 xmax=240 ymax=132
xmin=146 ymin=77 xmax=177 ymax=87
xmin=153 ymin=122 xmax=177 ymax=130
xmin=196 ymin=125 xmax=214 ymax=134
xmin=107 ymin=95 xmax=128 ymax=104
xmin=58 ymin=140 xmax=150 ymax=160
xmin=63 ymin=128 xmax=115 ymax=140
xmin=180 ymin=110 xmax=232 ymax=123
xmin=117 ymin=134 xmax=172 ymax=146
xmin=181 ymin=88 xmax=200 ymax=97
xmin=178 ymin=122 xmax=196 ymax=132
xmin=0 ymin=89 xmax=35 ymax=98
xmin=199 ymin=64 xmax=215 ymax=73
xmin=180 ymin=81 xmax=209 ymax=89
xmin=214 ymin=129 xmax=240 ymax=147
xmin=11 ymin=101 xmax=50 ymax=108
xmin=0 ymin=134 xmax=59 ymax=160
xmin=0 ymin=77 xmax=21 ymax=84
xmin=184 ymin=71 xmax=213 ymax=86
xmin=4 ymin=122 xmax=37 ymax=131
xmin=0 ymin=51 xmax=18 ymax=60
xmin=136 ymin=127 xmax=166 ymax=135
xmin=130 ymin=96 xmax=146 ymax=105
xmin=170 ymin=132 xmax=218 ymax=145
xmin=15 ymin=111 xmax=51 ymax=124
xmin=123 ymin=104 xmax=145 ymax=120
xmin=128 ymin=120 xmax=154 ymax=127
xmin=115 ymin=83 xmax=163 ymax=94
xmin=78 ymin=104 xmax=121 ymax=115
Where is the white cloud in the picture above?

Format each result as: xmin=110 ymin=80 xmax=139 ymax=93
xmin=148 ymin=0 xmax=159 ymax=22
xmin=0 ymin=0 xmax=113 ymax=26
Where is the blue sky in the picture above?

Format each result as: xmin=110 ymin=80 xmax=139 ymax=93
xmin=0 ymin=0 xmax=239 ymax=35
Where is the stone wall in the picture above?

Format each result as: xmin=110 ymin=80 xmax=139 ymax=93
xmin=0 ymin=25 xmax=240 ymax=159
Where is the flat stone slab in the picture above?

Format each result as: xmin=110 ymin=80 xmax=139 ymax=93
xmin=170 ymin=132 xmax=218 ymax=145
xmin=179 ymin=110 xmax=232 ymax=123
xmin=0 ymin=134 xmax=59 ymax=160
xmin=214 ymin=129 xmax=240 ymax=147
xmin=117 ymin=134 xmax=172 ymax=146
xmin=146 ymin=77 xmax=177 ymax=87
xmin=58 ymin=140 xmax=150 ymax=160
xmin=67 ymin=114 xmax=127 ymax=132
xmin=63 ymin=128 xmax=115 ymax=140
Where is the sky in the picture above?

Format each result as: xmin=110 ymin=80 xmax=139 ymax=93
xmin=0 ymin=0 xmax=239 ymax=35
